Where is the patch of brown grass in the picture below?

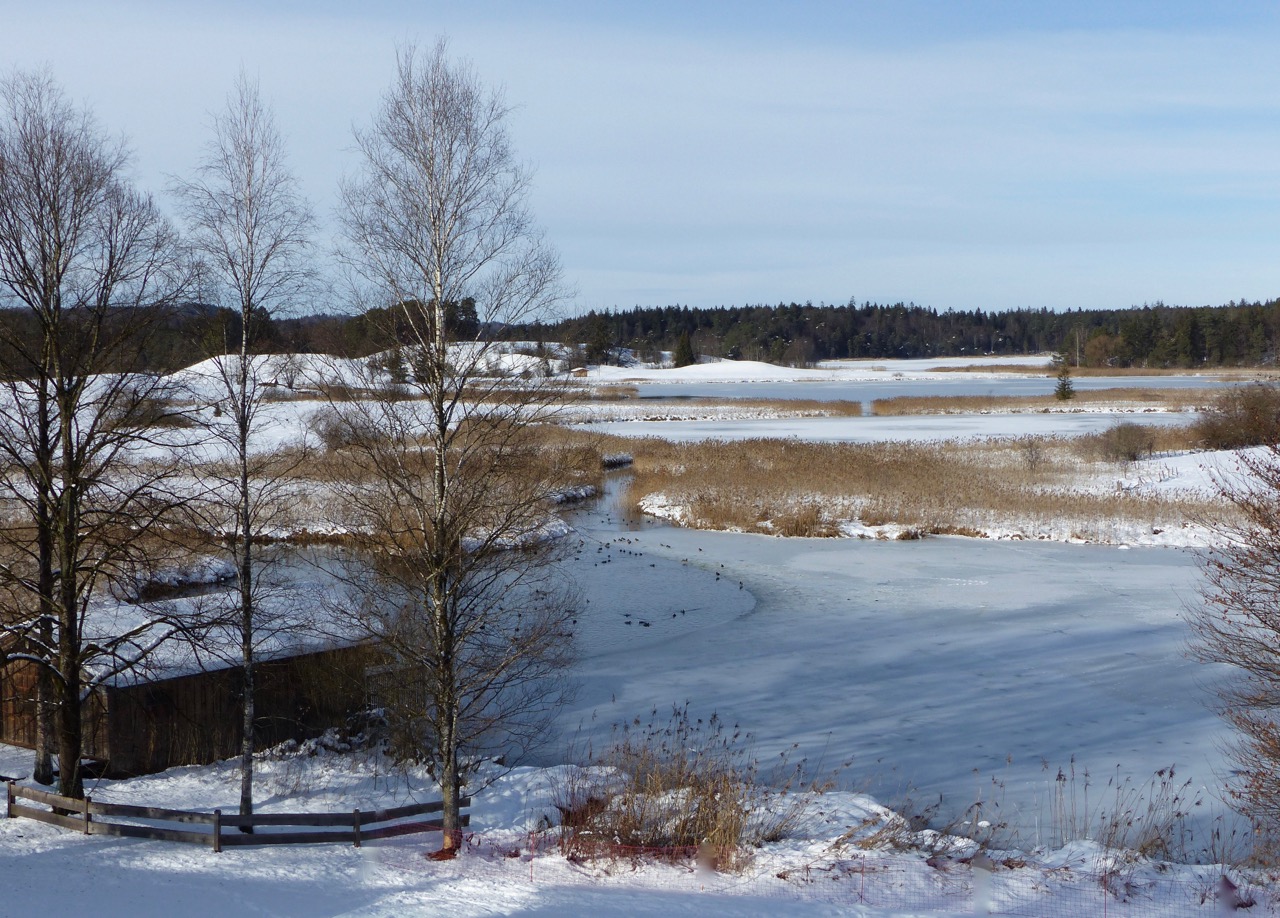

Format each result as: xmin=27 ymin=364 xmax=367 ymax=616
xmin=553 ymin=703 xmax=827 ymax=872
xmin=870 ymin=388 xmax=1217 ymax=416
xmin=925 ymin=363 xmax=1056 ymax=374
xmin=176 ymin=425 xmax=628 ymax=550
xmin=578 ymin=383 xmax=640 ymax=401
xmin=724 ymin=398 xmax=863 ymax=416
xmin=928 ymin=364 xmax=1278 ymax=378
xmin=623 ymin=434 xmax=1228 ymax=540
xmin=616 ymin=397 xmax=862 ymax=417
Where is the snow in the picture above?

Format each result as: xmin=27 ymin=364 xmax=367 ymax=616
xmin=2 ymin=352 xmax=1270 ymax=914
xmin=588 ymin=355 xmax=1056 ymax=384
xmin=0 ymin=737 xmax=1261 ymax=917
xmin=582 ymin=410 xmax=1187 ymax=445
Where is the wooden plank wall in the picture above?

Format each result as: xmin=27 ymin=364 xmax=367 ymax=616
xmin=2 ymin=643 xmax=377 ymax=777
xmin=101 ymin=643 xmax=377 ymax=776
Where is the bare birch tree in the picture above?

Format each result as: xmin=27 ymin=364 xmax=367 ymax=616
xmin=334 ymin=39 xmax=572 ymax=853
xmin=172 ymin=72 xmax=313 ymax=826
xmin=0 ymin=69 xmax=189 ymax=798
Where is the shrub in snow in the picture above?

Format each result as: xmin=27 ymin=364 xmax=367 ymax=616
xmin=1097 ymin=422 xmax=1156 ymax=465
xmin=1195 ymin=381 xmax=1280 ymax=449
xmin=553 ymin=703 xmax=831 ymax=872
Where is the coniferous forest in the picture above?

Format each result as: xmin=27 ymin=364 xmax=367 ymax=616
xmin=26 ymin=295 xmax=1278 ymax=373
xmin=531 ymin=298 xmax=1280 ymax=368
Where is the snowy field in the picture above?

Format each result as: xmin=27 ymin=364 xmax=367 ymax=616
xmin=4 ymin=737 xmax=1260 ymax=917
xmin=592 ymin=355 xmax=1055 ymax=383
xmin=0 ymin=355 xmax=1263 ymax=916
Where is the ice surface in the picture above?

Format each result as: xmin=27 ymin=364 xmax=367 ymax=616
xmin=557 ymin=483 xmax=1229 ymax=841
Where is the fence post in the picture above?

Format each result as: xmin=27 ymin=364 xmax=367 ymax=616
xmin=83 ymin=795 xmax=91 ymax=834
xmin=5 ymin=781 xmax=11 ymax=819
xmin=353 ymin=808 xmax=361 ymax=848
xmin=213 ymin=809 xmax=222 ymax=854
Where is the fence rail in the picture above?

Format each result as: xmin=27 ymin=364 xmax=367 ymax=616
xmin=4 ymin=780 xmax=468 ymax=852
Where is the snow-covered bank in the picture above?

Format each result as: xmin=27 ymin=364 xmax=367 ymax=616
xmin=0 ymin=739 xmax=1265 ymax=917
xmin=587 ymin=355 xmax=1056 ymax=385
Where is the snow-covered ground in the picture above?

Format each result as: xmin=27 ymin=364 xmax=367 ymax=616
xmin=1 ymin=737 xmax=1263 ymax=917
xmin=1 ymin=353 xmax=1267 ymax=915
xmin=588 ymin=355 xmax=1056 ymax=384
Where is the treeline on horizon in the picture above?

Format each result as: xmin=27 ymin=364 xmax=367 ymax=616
xmin=8 ymin=296 xmax=1280 ymax=374
xmin=532 ymin=298 xmax=1280 ymax=369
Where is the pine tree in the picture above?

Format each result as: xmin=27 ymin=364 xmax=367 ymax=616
xmin=1053 ymin=355 xmax=1075 ymax=401
xmin=673 ymin=332 xmax=697 ymax=367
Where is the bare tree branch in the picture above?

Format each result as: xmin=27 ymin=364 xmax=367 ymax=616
xmin=0 ymin=68 xmax=191 ymax=797
xmin=171 ymin=70 xmax=314 ymax=826
xmin=331 ymin=39 xmax=573 ymax=853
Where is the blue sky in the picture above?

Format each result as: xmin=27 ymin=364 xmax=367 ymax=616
xmin=4 ymin=1 xmax=1280 ymax=315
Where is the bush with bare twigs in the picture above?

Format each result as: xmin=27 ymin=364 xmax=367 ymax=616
xmin=1192 ymin=442 xmax=1280 ymax=859
xmin=1090 ymin=422 xmax=1157 ymax=465
xmin=553 ymin=704 xmax=830 ymax=872
xmin=1194 ymin=382 xmax=1280 ymax=449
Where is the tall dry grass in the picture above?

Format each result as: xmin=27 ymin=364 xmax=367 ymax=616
xmin=623 ymin=432 xmax=1228 ymax=539
xmin=709 ymin=397 xmax=863 ymax=417
xmin=870 ymin=388 xmax=1217 ymax=416
xmin=928 ymin=364 xmax=1279 ymax=378
xmin=177 ymin=424 xmax=622 ymax=546
xmin=553 ymin=703 xmax=826 ymax=871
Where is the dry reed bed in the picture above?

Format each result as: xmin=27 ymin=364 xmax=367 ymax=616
xmin=174 ymin=424 xmax=618 ymax=544
xmin=928 ymin=364 xmax=1279 ymax=378
xmin=623 ymin=434 xmax=1230 ymax=540
xmin=564 ymin=397 xmax=863 ymax=423
xmin=870 ymin=388 xmax=1217 ymax=416
xmin=667 ymin=397 xmax=863 ymax=417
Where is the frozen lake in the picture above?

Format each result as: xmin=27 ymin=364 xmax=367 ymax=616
xmin=586 ymin=368 xmax=1215 ymax=442
xmin=558 ymin=478 xmax=1230 ymax=842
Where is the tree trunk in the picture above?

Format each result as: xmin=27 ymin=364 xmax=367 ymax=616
xmin=33 ymin=568 xmax=54 ymax=786
xmin=32 ymin=379 xmax=54 ymax=786
xmin=238 ymin=349 xmax=255 ymax=831
xmin=239 ymin=651 xmax=254 ymax=831
xmin=56 ymin=586 xmax=82 ymax=800
xmin=32 ymin=663 xmax=54 ymax=786
xmin=56 ymin=409 xmax=82 ymax=801
xmin=56 ymin=677 xmax=82 ymax=800
xmin=439 ymin=690 xmax=461 ymax=853
xmin=441 ymin=746 xmax=460 ymax=852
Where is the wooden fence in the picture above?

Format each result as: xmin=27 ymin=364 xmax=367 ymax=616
xmin=5 ymin=781 xmax=469 ymax=852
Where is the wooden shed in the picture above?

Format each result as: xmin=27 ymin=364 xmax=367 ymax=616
xmin=0 ymin=643 xmax=377 ymax=778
